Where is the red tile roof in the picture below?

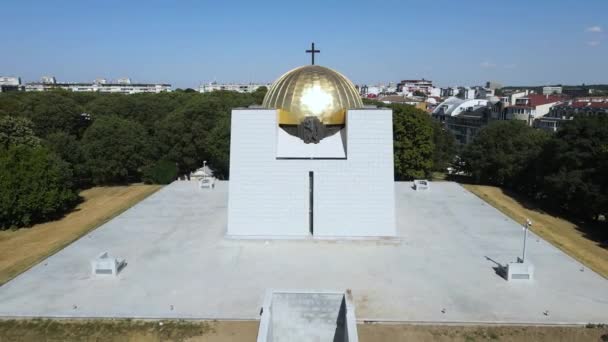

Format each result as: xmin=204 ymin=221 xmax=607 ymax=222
xmin=569 ymin=101 xmax=608 ymax=108
xmin=527 ymin=94 xmax=562 ymax=107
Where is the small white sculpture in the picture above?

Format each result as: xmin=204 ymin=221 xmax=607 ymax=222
xmin=191 ymin=161 xmax=216 ymax=189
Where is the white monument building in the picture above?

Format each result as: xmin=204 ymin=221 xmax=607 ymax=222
xmin=227 ymin=47 xmax=395 ymax=238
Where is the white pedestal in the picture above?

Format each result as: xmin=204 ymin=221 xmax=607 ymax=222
xmin=507 ymin=262 xmax=534 ymax=281
xmin=413 ymin=180 xmax=430 ymax=191
xmin=199 ymin=177 xmax=215 ymax=189
xmin=91 ymin=252 xmax=125 ymax=276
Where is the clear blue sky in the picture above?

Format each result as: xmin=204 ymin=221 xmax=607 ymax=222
xmin=2 ymin=0 xmax=607 ymax=88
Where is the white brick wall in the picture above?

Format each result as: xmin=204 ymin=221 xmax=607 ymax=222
xmin=227 ymin=108 xmax=396 ymax=237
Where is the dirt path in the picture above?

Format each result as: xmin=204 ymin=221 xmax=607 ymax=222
xmin=358 ymin=323 xmax=608 ymax=342
xmin=0 ymin=185 xmax=161 ymax=285
xmin=462 ymin=184 xmax=608 ymax=278
xmin=0 ymin=319 xmax=259 ymax=342
xmin=1 ymin=319 xmax=606 ymax=342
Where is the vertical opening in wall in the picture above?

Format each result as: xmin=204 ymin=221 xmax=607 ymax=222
xmin=309 ymin=171 xmax=314 ymax=235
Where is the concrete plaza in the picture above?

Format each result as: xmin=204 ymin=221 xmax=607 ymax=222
xmin=0 ymin=181 xmax=606 ymax=324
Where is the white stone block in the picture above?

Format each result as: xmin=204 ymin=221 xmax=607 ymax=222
xmin=199 ymin=177 xmax=215 ymax=189
xmin=413 ymin=179 xmax=430 ymax=191
xmin=507 ymin=262 xmax=534 ymax=281
xmin=91 ymin=252 xmax=125 ymax=276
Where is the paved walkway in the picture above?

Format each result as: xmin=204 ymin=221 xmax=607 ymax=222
xmin=0 ymin=181 xmax=606 ymax=324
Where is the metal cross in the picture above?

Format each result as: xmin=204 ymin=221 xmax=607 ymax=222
xmin=306 ymin=42 xmax=320 ymax=65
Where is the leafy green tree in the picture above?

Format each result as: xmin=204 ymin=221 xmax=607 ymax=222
xmin=540 ymin=116 xmax=608 ymax=219
xmin=362 ymin=98 xmax=382 ymax=106
xmin=460 ymin=120 xmax=549 ymax=189
xmin=84 ymin=94 xmax=135 ymax=118
xmin=0 ymin=145 xmax=78 ymax=229
xmin=204 ymin=116 xmax=231 ymax=178
xmin=392 ymin=104 xmax=435 ymax=180
xmin=431 ymin=121 xmax=456 ymax=172
xmin=156 ymin=110 xmax=207 ymax=175
xmin=19 ymin=92 xmax=88 ymax=137
xmin=142 ymin=159 xmax=178 ymax=184
xmin=69 ymin=92 xmax=100 ymax=106
xmin=252 ymin=86 xmax=268 ymax=104
xmin=156 ymin=91 xmax=255 ymax=176
xmin=0 ymin=116 xmax=41 ymax=149
xmin=45 ymin=132 xmax=90 ymax=188
xmin=82 ymin=116 xmax=153 ymax=184
xmin=85 ymin=93 xmax=185 ymax=128
xmin=0 ymin=94 xmax=23 ymax=117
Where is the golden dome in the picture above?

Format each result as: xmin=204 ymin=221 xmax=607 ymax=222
xmin=263 ymin=65 xmax=363 ymax=125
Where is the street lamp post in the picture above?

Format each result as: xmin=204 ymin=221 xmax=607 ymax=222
xmin=521 ymin=218 xmax=532 ymax=263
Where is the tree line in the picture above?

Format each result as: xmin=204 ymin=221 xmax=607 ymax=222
xmin=1 ymin=90 xmax=452 ymax=229
xmin=3 ymin=87 xmax=604 ymax=229
xmin=458 ymin=118 xmax=608 ymax=222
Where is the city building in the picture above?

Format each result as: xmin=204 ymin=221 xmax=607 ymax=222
xmin=198 ymin=82 xmax=270 ymax=93
xmin=499 ymin=89 xmax=530 ymax=105
xmin=485 ymin=81 xmax=503 ymax=90
xmin=24 ymin=77 xmax=171 ymax=94
xmin=433 ymin=90 xmax=565 ymax=143
xmin=40 ymin=76 xmax=57 ymax=84
xmin=116 ymin=78 xmax=132 ymax=85
xmin=439 ymin=86 xmax=493 ymax=100
xmin=542 ymin=86 xmax=562 ymax=95
xmin=385 ymin=82 xmax=398 ymax=93
xmin=432 ymin=97 xmax=491 ymax=118
xmin=432 ymin=97 xmax=495 ymax=144
xmin=0 ymin=76 xmax=24 ymax=92
xmin=458 ymin=87 xmax=476 ymax=100
xmin=563 ymin=87 xmax=592 ymax=97
xmin=397 ymin=79 xmax=433 ymax=94
xmin=504 ymin=94 xmax=562 ymax=125
xmin=535 ymin=99 xmax=608 ymax=132
xmin=358 ymin=83 xmax=397 ymax=97
xmin=440 ymin=87 xmax=459 ymax=98
xmin=427 ymin=87 xmax=441 ymax=97
xmin=359 ymin=84 xmax=380 ymax=97
xmin=473 ymin=86 xmax=495 ymax=99
xmin=575 ymin=96 xmax=608 ymax=102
